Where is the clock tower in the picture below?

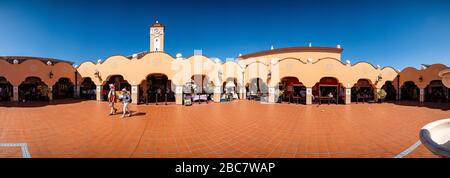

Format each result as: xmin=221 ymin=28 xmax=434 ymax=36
xmin=150 ymin=21 xmax=164 ymax=52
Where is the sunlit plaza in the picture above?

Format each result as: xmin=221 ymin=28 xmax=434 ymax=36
xmin=1 ymin=20 xmax=449 ymax=158
xmin=0 ymin=99 xmax=448 ymax=158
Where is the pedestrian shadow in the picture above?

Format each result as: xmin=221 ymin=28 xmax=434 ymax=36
xmin=114 ymin=111 xmax=146 ymax=117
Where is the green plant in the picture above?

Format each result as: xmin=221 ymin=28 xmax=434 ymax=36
xmin=378 ymin=89 xmax=387 ymax=99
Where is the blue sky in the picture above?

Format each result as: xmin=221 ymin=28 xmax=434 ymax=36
xmin=0 ymin=0 xmax=449 ymax=69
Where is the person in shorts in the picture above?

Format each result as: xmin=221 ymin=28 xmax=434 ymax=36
xmin=121 ymin=88 xmax=132 ymax=118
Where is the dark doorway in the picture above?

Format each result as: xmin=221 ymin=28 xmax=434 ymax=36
xmin=102 ymin=75 xmax=131 ymax=101
xmin=52 ymin=78 xmax=74 ymax=99
xmin=351 ymin=79 xmax=375 ymax=102
xmin=140 ymin=74 xmax=174 ymax=104
xmin=401 ymin=81 xmax=419 ymax=101
xmin=80 ymin=77 xmax=96 ymax=100
xmin=425 ymin=80 xmax=447 ymax=102
xmin=381 ymin=81 xmax=397 ymax=101
xmin=19 ymin=77 xmax=49 ymax=102
xmin=0 ymin=76 xmax=13 ymax=102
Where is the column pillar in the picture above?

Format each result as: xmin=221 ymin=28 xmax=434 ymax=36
xmin=48 ymin=86 xmax=53 ymax=101
xmin=175 ymin=85 xmax=183 ymax=105
xmin=419 ymin=88 xmax=425 ymax=102
xmin=131 ymin=85 xmax=139 ymax=104
xmin=268 ymin=87 xmax=278 ymax=103
xmin=239 ymin=86 xmax=246 ymax=100
xmin=306 ymin=87 xmax=312 ymax=105
xmin=345 ymin=88 xmax=351 ymax=104
xmin=12 ymin=86 xmax=19 ymax=102
xmin=374 ymin=88 xmax=381 ymax=102
xmin=96 ymin=85 xmax=102 ymax=101
xmin=74 ymin=85 xmax=80 ymax=98
xmin=397 ymin=89 xmax=401 ymax=100
xmin=213 ymin=86 xmax=222 ymax=102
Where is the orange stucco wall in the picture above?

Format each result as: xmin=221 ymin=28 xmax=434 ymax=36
xmin=0 ymin=59 xmax=76 ymax=86
xmin=1 ymin=51 xmax=447 ymax=95
xmin=395 ymin=64 xmax=448 ymax=89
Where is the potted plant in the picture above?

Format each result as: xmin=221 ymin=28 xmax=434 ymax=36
xmin=377 ymin=88 xmax=387 ymax=103
xmin=275 ymin=89 xmax=284 ymax=103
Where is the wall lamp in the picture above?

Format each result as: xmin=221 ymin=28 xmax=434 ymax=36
xmin=418 ymin=75 xmax=423 ymax=82
xmin=94 ymin=70 xmax=102 ymax=82
xmin=377 ymin=75 xmax=383 ymax=82
xmin=49 ymin=71 xmax=54 ymax=79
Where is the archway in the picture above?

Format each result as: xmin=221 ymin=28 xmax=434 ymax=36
xmin=102 ymin=75 xmax=131 ymax=101
xmin=425 ymin=80 xmax=447 ymax=102
xmin=280 ymin=77 xmax=305 ymax=104
xmin=313 ymin=77 xmax=342 ymax=104
xmin=351 ymin=79 xmax=375 ymax=103
xmin=0 ymin=76 xmax=13 ymax=102
xmin=247 ymin=78 xmax=268 ymax=101
xmin=381 ymin=81 xmax=396 ymax=101
xmin=52 ymin=78 xmax=74 ymax=99
xmin=222 ymin=77 xmax=239 ymax=100
xmin=19 ymin=77 xmax=49 ymax=102
xmin=183 ymin=75 xmax=214 ymax=104
xmin=80 ymin=77 xmax=96 ymax=100
xmin=401 ymin=81 xmax=419 ymax=101
xmin=140 ymin=73 xmax=174 ymax=104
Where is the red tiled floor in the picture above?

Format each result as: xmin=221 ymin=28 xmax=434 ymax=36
xmin=0 ymin=100 xmax=449 ymax=158
xmin=0 ymin=146 xmax=23 ymax=158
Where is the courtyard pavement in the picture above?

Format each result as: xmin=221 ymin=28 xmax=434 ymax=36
xmin=0 ymin=100 xmax=449 ymax=158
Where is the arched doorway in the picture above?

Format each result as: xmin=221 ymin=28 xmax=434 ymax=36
xmin=52 ymin=78 xmax=74 ymax=99
xmin=381 ymin=81 xmax=396 ymax=101
xmin=0 ymin=76 xmax=13 ymax=102
xmin=425 ymin=80 xmax=447 ymax=102
xmin=102 ymin=75 xmax=131 ymax=101
xmin=183 ymin=75 xmax=213 ymax=103
xmin=247 ymin=78 xmax=268 ymax=101
xmin=140 ymin=73 xmax=174 ymax=104
xmin=222 ymin=77 xmax=239 ymax=101
xmin=313 ymin=77 xmax=342 ymax=104
xmin=19 ymin=77 xmax=49 ymax=102
xmin=351 ymin=79 xmax=375 ymax=103
xmin=80 ymin=77 xmax=96 ymax=100
xmin=280 ymin=77 xmax=305 ymax=104
xmin=401 ymin=81 xmax=419 ymax=101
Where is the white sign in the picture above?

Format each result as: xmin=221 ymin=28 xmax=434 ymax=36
xmin=176 ymin=86 xmax=183 ymax=94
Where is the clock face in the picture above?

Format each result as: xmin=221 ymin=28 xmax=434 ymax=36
xmin=154 ymin=28 xmax=160 ymax=34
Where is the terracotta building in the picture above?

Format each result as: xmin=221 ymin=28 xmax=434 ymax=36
xmin=1 ymin=21 xmax=448 ymax=105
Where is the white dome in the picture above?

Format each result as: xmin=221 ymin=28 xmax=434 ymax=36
xmin=176 ymin=53 xmax=182 ymax=58
xmin=97 ymin=59 xmax=102 ymax=64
